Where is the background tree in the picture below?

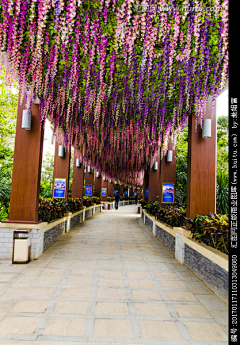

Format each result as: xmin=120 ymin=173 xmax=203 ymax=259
xmin=0 ymin=66 xmax=18 ymax=221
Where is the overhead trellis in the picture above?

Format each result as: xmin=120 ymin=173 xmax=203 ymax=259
xmin=0 ymin=0 xmax=228 ymax=185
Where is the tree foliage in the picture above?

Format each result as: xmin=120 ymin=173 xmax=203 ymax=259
xmin=0 ymin=65 xmax=18 ymax=221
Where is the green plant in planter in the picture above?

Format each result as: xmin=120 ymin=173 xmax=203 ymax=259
xmin=184 ymin=213 xmax=229 ymax=254
xmin=143 ymin=201 xmax=159 ymax=217
xmin=83 ymin=197 xmax=94 ymax=207
xmin=155 ymin=206 xmax=186 ymax=227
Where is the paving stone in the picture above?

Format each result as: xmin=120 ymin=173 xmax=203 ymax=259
xmin=0 ymin=205 xmax=228 ymax=344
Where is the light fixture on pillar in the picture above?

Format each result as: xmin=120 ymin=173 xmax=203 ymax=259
xmin=58 ymin=145 xmax=65 ymax=157
xmin=84 ymin=166 xmax=86 ymax=173
xmin=96 ymin=171 xmax=99 ymax=178
xmin=21 ymin=109 xmax=32 ymax=130
xmin=202 ymin=119 xmax=211 ymax=138
xmin=103 ymin=176 xmax=106 ymax=181
xmin=76 ymin=158 xmax=81 ymax=168
xmin=109 ymin=179 xmax=112 ymax=183
xmin=167 ymin=150 xmax=173 ymax=162
xmin=153 ymin=161 xmax=158 ymax=170
xmin=87 ymin=166 xmax=91 ymax=173
xmin=32 ymin=96 xmax=41 ymax=105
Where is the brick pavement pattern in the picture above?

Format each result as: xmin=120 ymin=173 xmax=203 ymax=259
xmin=0 ymin=205 xmax=228 ymax=345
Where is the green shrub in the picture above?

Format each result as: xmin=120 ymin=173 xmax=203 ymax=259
xmin=143 ymin=201 xmax=159 ymax=216
xmin=183 ymin=213 xmax=229 ymax=254
xmin=155 ymin=206 xmax=186 ymax=227
xmin=38 ymin=198 xmax=83 ymax=223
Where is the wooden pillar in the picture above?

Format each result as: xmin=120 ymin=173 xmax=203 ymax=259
xmin=148 ymin=151 xmax=161 ymax=202
xmin=85 ymin=166 xmax=94 ymax=196
xmin=52 ymin=142 xmax=71 ymax=200
xmin=186 ymin=98 xmax=216 ymax=218
xmin=138 ymin=188 xmax=141 ymax=199
xmin=143 ymin=171 xmax=149 ymax=201
xmin=94 ymin=172 xmax=101 ymax=197
xmin=129 ymin=186 xmax=133 ymax=197
xmin=119 ymin=184 xmax=123 ymax=197
xmin=72 ymin=149 xmax=84 ymax=199
xmin=4 ymin=97 xmax=44 ymax=223
xmin=159 ymin=143 xmax=177 ymax=207
xmin=108 ymin=181 xmax=113 ymax=197
xmin=101 ymin=177 xmax=108 ymax=201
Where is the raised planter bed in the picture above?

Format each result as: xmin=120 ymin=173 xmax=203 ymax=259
xmin=0 ymin=204 xmax=100 ymax=262
xmin=141 ymin=208 xmax=228 ymax=304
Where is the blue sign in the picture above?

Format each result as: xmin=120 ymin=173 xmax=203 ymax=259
xmin=162 ymin=183 xmax=174 ymax=203
xmin=53 ymin=178 xmax=66 ymax=198
xmin=134 ymin=192 xmax=137 ymax=197
xmin=102 ymin=188 xmax=107 ymax=196
xmin=114 ymin=190 xmax=118 ymax=196
xmin=125 ymin=191 xmax=128 ymax=197
xmin=85 ymin=184 xmax=92 ymax=196
xmin=146 ymin=187 xmax=149 ymax=198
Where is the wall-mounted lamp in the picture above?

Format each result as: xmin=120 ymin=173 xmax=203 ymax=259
xmin=58 ymin=145 xmax=65 ymax=157
xmin=87 ymin=166 xmax=91 ymax=173
xmin=103 ymin=176 xmax=106 ymax=181
xmin=76 ymin=158 xmax=81 ymax=167
xmin=32 ymin=97 xmax=41 ymax=105
xmin=202 ymin=119 xmax=211 ymax=138
xmin=109 ymin=179 xmax=112 ymax=183
xmin=153 ymin=161 xmax=158 ymax=170
xmin=84 ymin=166 xmax=87 ymax=173
xmin=22 ymin=110 xmax=32 ymax=130
xmin=167 ymin=150 xmax=173 ymax=162
xmin=96 ymin=171 xmax=99 ymax=178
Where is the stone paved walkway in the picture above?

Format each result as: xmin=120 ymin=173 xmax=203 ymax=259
xmin=0 ymin=205 xmax=228 ymax=345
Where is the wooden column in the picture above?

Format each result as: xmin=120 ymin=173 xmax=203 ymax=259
xmin=94 ymin=172 xmax=101 ymax=197
xmin=72 ymin=150 xmax=84 ymax=199
xmin=108 ymin=181 xmax=113 ymax=197
xmin=85 ymin=167 xmax=94 ymax=196
xmin=143 ymin=171 xmax=149 ymax=201
xmin=138 ymin=188 xmax=142 ymax=199
xmin=129 ymin=186 xmax=133 ymax=197
xmin=186 ymin=99 xmax=216 ymax=218
xmin=5 ymin=97 xmax=44 ymax=223
xmin=52 ymin=142 xmax=71 ymax=200
xmin=159 ymin=143 xmax=177 ymax=207
xmin=101 ymin=178 xmax=107 ymax=201
xmin=119 ymin=185 xmax=123 ymax=197
xmin=148 ymin=151 xmax=161 ymax=202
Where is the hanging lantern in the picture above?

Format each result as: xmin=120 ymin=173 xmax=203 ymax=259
xmin=76 ymin=158 xmax=81 ymax=167
xmin=58 ymin=145 xmax=64 ymax=157
xmin=202 ymin=119 xmax=211 ymax=138
xmin=167 ymin=150 xmax=173 ymax=162
xmin=153 ymin=161 xmax=158 ymax=170
xmin=32 ymin=97 xmax=41 ymax=105
xmin=21 ymin=110 xmax=32 ymax=130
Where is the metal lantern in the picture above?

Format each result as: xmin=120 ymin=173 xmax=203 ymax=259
xmin=21 ymin=110 xmax=32 ymax=130
xmin=202 ymin=119 xmax=211 ymax=138
xmin=76 ymin=158 xmax=81 ymax=167
xmin=58 ymin=145 xmax=64 ymax=157
xmin=32 ymin=97 xmax=41 ymax=104
xmin=153 ymin=161 xmax=158 ymax=170
xmin=87 ymin=166 xmax=91 ymax=173
xmin=167 ymin=150 xmax=173 ymax=162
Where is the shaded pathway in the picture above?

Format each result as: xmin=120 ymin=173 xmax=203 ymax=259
xmin=0 ymin=205 xmax=228 ymax=344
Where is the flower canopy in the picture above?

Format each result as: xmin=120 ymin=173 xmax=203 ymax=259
xmin=0 ymin=0 xmax=228 ymax=185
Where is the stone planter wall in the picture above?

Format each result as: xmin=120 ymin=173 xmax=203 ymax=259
xmin=0 ymin=204 xmax=100 ymax=262
xmin=141 ymin=209 xmax=229 ymax=304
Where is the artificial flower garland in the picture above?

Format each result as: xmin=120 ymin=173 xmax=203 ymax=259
xmin=0 ymin=0 xmax=228 ymax=185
